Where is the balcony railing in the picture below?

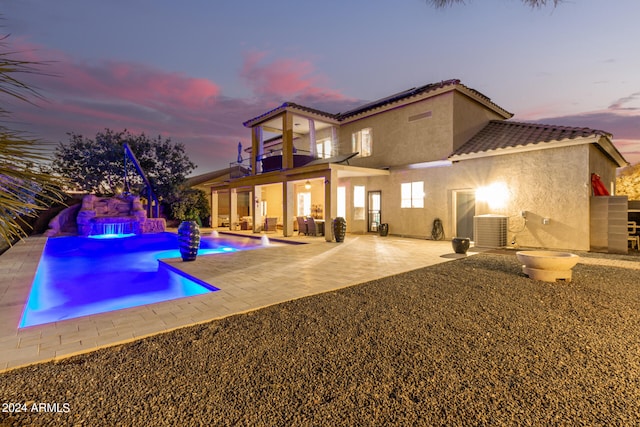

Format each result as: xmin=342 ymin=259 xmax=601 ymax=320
xmin=230 ymin=148 xmax=321 ymax=178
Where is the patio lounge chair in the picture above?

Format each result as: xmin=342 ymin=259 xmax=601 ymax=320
xmin=264 ymin=217 xmax=277 ymax=233
xmin=296 ymin=216 xmax=307 ymax=235
xmin=629 ymin=221 xmax=639 ymax=250
xmin=306 ymin=217 xmax=317 ymax=236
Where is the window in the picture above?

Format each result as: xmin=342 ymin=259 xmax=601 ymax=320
xmin=316 ymin=139 xmax=332 ymax=159
xmin=352 ymin=128 xmax=372 ymax=157
xmin=353 ymin=185 xmax=365 ymax=220
xmin=337 ymin=186 xmax=346 ymax=218
xmin=401 ymin=181 xmax=424 ymax=208
xmin=297 ymin=192 xmax=311 ymax=216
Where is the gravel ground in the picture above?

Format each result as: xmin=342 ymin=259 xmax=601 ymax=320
xmin=1 ymin=252 xmax=639 ymax=426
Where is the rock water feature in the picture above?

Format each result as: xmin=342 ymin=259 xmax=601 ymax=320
xmin=66 ymin=194 xmax=165 ymax=238
xmin=91 ymin=218 xmax=135 ymax=236
xmin=47 ymin=144 xmax=166 ymax=239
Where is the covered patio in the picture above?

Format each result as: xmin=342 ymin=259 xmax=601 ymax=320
xmin=210 ymin=163 xmax=389 ymax=242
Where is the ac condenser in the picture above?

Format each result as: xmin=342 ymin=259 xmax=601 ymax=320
xmin=473 ymin=215 xmax=508 ymax=248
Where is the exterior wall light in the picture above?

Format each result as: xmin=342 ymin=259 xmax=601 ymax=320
xmin=476 ymin=182 xmax=509 ymax=210
xmin=305 ymin=180 xmax=311 ymax=190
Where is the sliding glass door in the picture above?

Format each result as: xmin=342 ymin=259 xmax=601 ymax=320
xmin=368 ymin=191 xmax=381 ymax=232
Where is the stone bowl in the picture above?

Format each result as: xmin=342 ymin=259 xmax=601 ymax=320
xmin=516 ymin=251 xmax=580 ymax=282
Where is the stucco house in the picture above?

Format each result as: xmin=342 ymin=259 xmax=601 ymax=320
xmin=192 ymin=79 xmax=628 ymax=251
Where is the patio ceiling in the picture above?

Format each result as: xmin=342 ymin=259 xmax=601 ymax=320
xmin=334 ymin=164 xmax=390 ymax=178
xmin=261 ymin=114 xmax=334 ymax=135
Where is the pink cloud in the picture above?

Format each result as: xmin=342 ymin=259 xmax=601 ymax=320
xmin=4 ymin=38 xmax=234 ymax=171
xmin=36 ymin=60 xmax=220 ymax=116
xmin=609 ymin=92 xmax=640 ymax=111
xmin=240 ymin=50 xmax=354 ymax=104
xmin=4 ymin=39 xmax=363 ymax=173
xmin=6 ymin=38 xmax=220 ymax=129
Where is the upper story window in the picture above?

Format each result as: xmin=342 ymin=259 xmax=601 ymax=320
xmin=316 ymin=138 xmax=332 ymax=159
xmin=401 ymin=181 xmax=424 ymax=208
xmin=352 ymin=128 xmax=372 ymax=157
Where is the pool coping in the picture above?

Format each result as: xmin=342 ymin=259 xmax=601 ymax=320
xmin=0 ymin=232 xmax=481 ymax=372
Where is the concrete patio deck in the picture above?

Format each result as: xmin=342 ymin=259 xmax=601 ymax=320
xmin=0 ymin=231 xmax=482 ymax=372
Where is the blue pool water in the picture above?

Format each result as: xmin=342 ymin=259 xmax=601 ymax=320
xmin=19 ymin=232 xmax=263 ymax=328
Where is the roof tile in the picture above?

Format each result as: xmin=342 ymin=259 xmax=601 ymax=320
xmin=243 ymin=79 xmax=511 ymax=127
xmin=451 ymin=120 xmax=611 ymax=157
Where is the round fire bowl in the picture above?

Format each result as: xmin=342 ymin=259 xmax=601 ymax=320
xmin=516 ymin=251 xmax=580 ymax=282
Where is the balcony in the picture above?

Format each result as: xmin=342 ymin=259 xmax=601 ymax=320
xmin=230 ymin=149 xmax=318 ymax=177
xmin=261 ymin=149 xmax=316 ymax=173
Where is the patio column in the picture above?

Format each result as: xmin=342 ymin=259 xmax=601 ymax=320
xmin=282 ymin=112 xmax=294 ymax=169
xmin=283 ymin=180 xmax=295 ymax=237
xmin=308 ymin=119 xmax=317 ymax=158
xmin=251 ymin=125 xmax=264 ymax=175
xmin=324 ymin=169 xmax=338 ymax=242
xmin=211 ymin=190 xmax=219 ymax=228
xmin=230 ymin=188 xmax=238 ymax=230
xmin=253 ymin=185 xmax=262 ymax=232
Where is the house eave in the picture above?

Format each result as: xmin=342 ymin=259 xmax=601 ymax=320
xmin=339 ymin=83 xmax=512 ymax=124
xmin=243 ymin=103 xmax=339 ymax=128
xmin=455 ymin=85 xmax=513 ymax=119
xmin=448 ymin=136 xmax=622 ymax=162
xmin=596 ymin=135 xmax=629 ymax=168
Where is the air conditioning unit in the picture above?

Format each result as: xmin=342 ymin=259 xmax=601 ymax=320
xmin=474 ymin=215 xmax=508 ymax=248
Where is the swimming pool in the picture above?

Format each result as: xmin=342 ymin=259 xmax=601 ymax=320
xmin=19 ymin=232 xmax=266 ymax=328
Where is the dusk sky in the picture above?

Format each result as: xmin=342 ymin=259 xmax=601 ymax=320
xmin=2 ymin=0 xmax=639 ymax=174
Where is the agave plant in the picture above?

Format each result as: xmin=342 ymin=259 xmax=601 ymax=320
xmin=0 ymin=32 xmax=65 ymax=245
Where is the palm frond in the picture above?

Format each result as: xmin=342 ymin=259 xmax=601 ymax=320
xmin=0 ymin=28 xmax=66 ymax=246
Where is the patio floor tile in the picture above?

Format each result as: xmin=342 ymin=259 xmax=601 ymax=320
xmin=0 ymin=232 xmax=484 ymax=372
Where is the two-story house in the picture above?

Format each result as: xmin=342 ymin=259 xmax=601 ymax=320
xmin=196 ymin=79 xmax=627 ymax=251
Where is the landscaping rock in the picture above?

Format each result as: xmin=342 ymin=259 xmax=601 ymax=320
xmin=1 ymin=253 xmax=639 ymax=425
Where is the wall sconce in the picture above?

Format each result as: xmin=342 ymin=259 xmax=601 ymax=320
xmin=476 ymin=182 xmax=509 ymax=210
xmin=305 ymin=180 xmax=311 ymax=190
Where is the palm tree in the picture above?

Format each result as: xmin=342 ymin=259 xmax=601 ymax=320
xmin=427 ymin=0 xmax=561 ymax=7
xmin=1 ymin=32 xmax=65 ymax=246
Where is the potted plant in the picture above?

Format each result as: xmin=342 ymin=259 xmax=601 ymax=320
xmin=176 ymin=207 xmax=201 ymax=261
xmin=451 ymin=237 xmax=470 ymax=254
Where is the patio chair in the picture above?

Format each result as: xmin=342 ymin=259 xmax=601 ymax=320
xmin=306 ymin=217 xmax=317 ymax=236
xmin=264 ymin=217 xmax=277 ymax=233
xmin=629 ymin=221 xmax=639 ymax=250
xmin=296 ymin=216 xmax=307 ymax=235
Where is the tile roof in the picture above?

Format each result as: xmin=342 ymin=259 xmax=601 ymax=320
xmin=242 ymin=102 xmax=337 ymax=127
xmin=243 ymin=79 xmax=511 ymax=127
xmin=184 ymin=167 xmax=245 ymax=187
xmin=450 ymin=120 xmax=612 ymax=157
xmin=337 ymin=79 xmax=463 ymax=119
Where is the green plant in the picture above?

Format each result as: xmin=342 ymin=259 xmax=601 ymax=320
xmin=53 ymin=129 xmax=195 ymax=201
xmin=0 ymin=31 xmax=66 ymax=245
xmin=170 ymin=188 xmax=209 ymax=227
